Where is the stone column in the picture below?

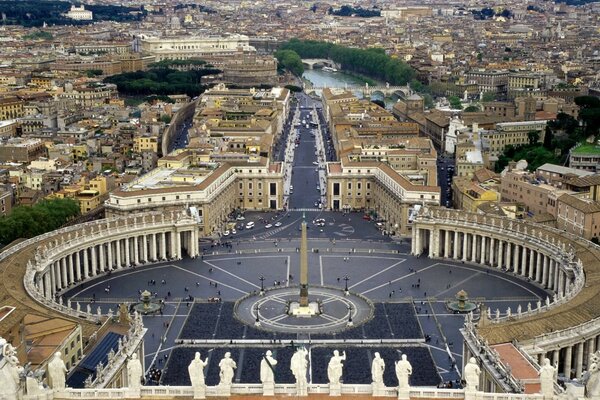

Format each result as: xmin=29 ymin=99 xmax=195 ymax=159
xmin=553 ymin=350 xmax=559 ymax=370
xmin=75 ymin=251 xmax=81 ymax=281
xmin=513 ymin=244 xmax=520 ymax=273
xmin=125 ymin=238 xmax=131 ymax=267
xmin=558 ymin=271 xmax=565 ymax=298
xmin=91 ymin=246 xmax=97 ymax=276
xmin=142 ymin=235 xmax=148 ymax=263
xmin=536 ymin=252 xmax=542 ymax=283
xmin=169 ymin=232 xmax=176 ymax=259
xmin=115 ymin=239 xmax=122 ymax=269
xmin=528 ymin=249 xmax=535 ymax=279
xmin=161 ymin=232 xmax=167 ymax=260
xmin=44 ymin=273 xmax=51 ymax=299
xmin=175 ymin=231 xmax=181 ymax=259
xmin=497 ymin=241 xmax=504 ymax=268
xmin=428 ymin=229 xmax=434 ymax=258
xmin=588 ymin=338 xmax=597 ymax=369
xmin=453 ymin=231 xmax=459 ymax=259
xmin=133 ymin=236 xmax=139 ymax=265
xmin=191 ymin=229 xmax=198 ymax=258
xmin=50 ymin=261 xmax=62 ymax=294
xmin=564 ymin=345 xmax=572 ymax=379
xmin=470 ymin=234 xmax=477 ymax=262
xmin=411 ymin=229 xmax=416 ymax=255
xmin=542 ymin=255 xmax=548 ymax=287
xmin=83 ymin=249 xmax=89 ymax=279
xmin=521 ymin=246 xmax=528 ymax=276
xmin=151 ymin=234 xmax=158 ymax=261
xmin=107 ymin=241 xmax=114 ymax=270
xmin=61 ymin=258 xmax=68 ymax=287
xmin=480 ymin=235 xmax=486 ymax=264
xmin=444 ymin=230 xmax=450 ymax=258
xmin=99 ymin=244 xmax=106 ymax=272
xmin=576 ymin=341 xmax=584 ymax=379
xmin=554 ymin=264 xmax=561 ymax=294
xmin=67 ymin=254 xmax=74 ymax=284
xmin=489 ymin=237 xmax=495 ymax=267
xmin=462 ymin=233 xmax=468 ymax=262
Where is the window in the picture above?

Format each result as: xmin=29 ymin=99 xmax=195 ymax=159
xmin=148 ymin=198 xmax=152 ymax=202
xmin=248 ymin=182 xmax=253 ymax=190
xmin=333 ymin=183 xmax=340 ymax=196
xmin=348 ymin=183 xmax=352 ymax=190
xmin=270 ymin=182 xmax=276 ymax=196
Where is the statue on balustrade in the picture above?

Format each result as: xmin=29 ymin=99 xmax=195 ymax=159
xmin=291 ymin=347 xmax=308 ymax=396
xmin=395 ymin=354 xmax=412 ymax=390
xmin=189 ymin=352 xmax=208 ymax=389
xmin=48 ymin=351 xmax=68 ymax=390
xmin=538 ymin=358 xmax=557 ymax=398
xmin=260 ymin=350 xmax=277 ymax=385
xmin=327 ymin=350 xmax=346 ymax=384
xmin=219 ymin=352 xmax=237 ymax=386
xmin=0 ymin=338 xmax=23 ymax=398
xmin=463 ymin=357 xmax=481 ymax=392
xmin=372 ymin=352 xmax=385 ymax=386
xmin=127 ymin=353 xmax=143 ymax=390
xmin=584 ymin=351 xmax=600 ymax=400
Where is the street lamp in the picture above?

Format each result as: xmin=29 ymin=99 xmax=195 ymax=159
xmin=255 ymin=304 xmax=261 ymax=326
xmin=344 ymin=275 xmax=349 ymax=295
xmin=259 ymin=275 xmax=265 ymax=295
xmin=347 ymin=304 xmax=353 ymax=327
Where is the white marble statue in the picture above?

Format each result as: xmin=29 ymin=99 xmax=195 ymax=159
xmin=395 ymin=354 xmax=412 ymax=390
xmin=260 ymin=350 xmax=277 ymax=384
xmin=219 ymin=352 xmax=237 ymax=386
xmin=539 ymin=358 xmax=557 ymax=398
xmin=327 ymin=350 xmax=346 ymax=384
xmin=372 ymin=352 xmax=385 ymax=385
xmin=585 ymin=351 xmax=600 ymax=399
xmin=48 ymin=352 xmax=68 ymax=390
xmin=188 ymin=352 xmax=208 ymax=388
xmin=464 ymin=357 xmax=481 ymax=391
xmin=127 ymin=354 xmax=143 ymax=390
xmin=291 ymin=347 xmax=308 ymax=395
xmin=0 ymin=338 xmax=23 ymax=398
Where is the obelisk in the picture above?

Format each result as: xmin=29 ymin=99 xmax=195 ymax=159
xmin=299 ymin=213 xmax=309 ymax=307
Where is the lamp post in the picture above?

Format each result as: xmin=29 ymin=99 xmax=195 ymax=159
xmin=344 ymin=275 xmax=349 ymax=295
xmin=347 ymin=304 xmax=353 ymax=327
xmin=255 ymin=304 xmax=260 ymax=326
xmin=260 ymin=275 xmax=265 ymax=295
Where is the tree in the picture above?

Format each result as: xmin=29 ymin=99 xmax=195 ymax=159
xmin=543 ymin=126 xmax=553 ymax=149
xmin=464 ymin=105 xmax=480 ymax=112
xmin=448 ymin=96 xmax=462 ymax=110
xmin=160 ymin=115 xmax=172 ymax=124
xmin=274 ymin=49 xmax=304 ymax=76
xmin=527 ymin=130 xmax=540 ymax=145
xmin=481 ymin=92 xmax=495 ymax=102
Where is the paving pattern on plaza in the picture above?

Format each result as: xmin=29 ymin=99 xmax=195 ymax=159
xmin=64 ymin=238 xmax=549 ymax=387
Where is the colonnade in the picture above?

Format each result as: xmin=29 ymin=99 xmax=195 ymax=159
xmin=36 ymin=227 xmax=199 ymax=300
xmin=412 ymin=227 xmax=571 ymax=298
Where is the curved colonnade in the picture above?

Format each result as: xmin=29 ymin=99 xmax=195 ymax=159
xmin=13 ymin=207 xmax=600 ymax=389
xmin=412 ymin=207 xmax=600 ymax=381
xmin=23 ymin=212 xmax=200 ymax=323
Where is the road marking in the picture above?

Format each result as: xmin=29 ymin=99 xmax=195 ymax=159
xmin=349 ymin=259 xmax=407 ymax=289
xmin=320 ymin=257 xmax=324 ymax=286
xmin=169 ymin=265 xmax=247 ymax=294
xmin=203 ymin=260 xmax=261 ymax=289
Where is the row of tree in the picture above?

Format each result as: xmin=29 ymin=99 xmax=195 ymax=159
xmin=103 ymin=66 xmax=221 ymax=97
xmin=0 ymin=198 xmax=80 ymax=246
xmin=0 ymin=0 xmax=144 ymax=27
xmin=278 ymin=39 xmax=415 ymax=85
xmin=328 ymin=5 xmax=381 ymax=17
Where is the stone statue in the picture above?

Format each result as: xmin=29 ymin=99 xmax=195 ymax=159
xmin=0 ymin=338 xmax=23 ymax=398
xmin=290 ymin=347 xmax=308 ymax=396
xmin=47 ymin=352 xmax=68 ymax=390
xmin=127 ymin=354 xmax=143 ymax=390
xmin=539 ymin=358 xmax=557 ymax=398
xmin=585 ymin=351 xmax=600 ymax=399
xmin=395 ymin=354 xmax=412 ymax=390
xmin=464 ymin=357 xmax=481 ymax=391
xmin=76 ymin=302 xmax=81 ymax=312
xmin=87 ymin=304 xmax=91 ymax=314
xmin=188 ymin=352 xmax=208 ymax=388
xmin=219 ymin=352 xmax=237 ymax=386
xmin=260 ymin=350 xmax=277 ymax=384
xmin=327 ymin=350 xmax=346 ymax=384
xmin=371 ymin=352 xmax=385 ymax=385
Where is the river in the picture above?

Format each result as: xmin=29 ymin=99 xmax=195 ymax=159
xmin=302 ymin=69 xmax=393 ymax=108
